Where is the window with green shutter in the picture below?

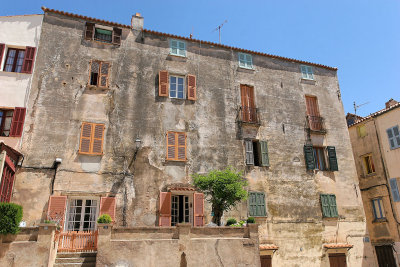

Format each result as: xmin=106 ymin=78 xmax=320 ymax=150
xmin=320 ymin=194 xmax=338 ymax=218
xmin=260 ymin=141 xmax=269 ymax=167
xmin=387 ymin=126 xmax=400 ymax=150
xmin=245 ymin=140 xmax=254 ymax=165
xmin=248 ymin=192 xmax=266 ymax=217
xmin=304 ymin=144 xmax=315 ymax=170
xmin=327 ymin=146 xmax=338 ymax=171
xmin=245 ymin=140 xmax=269 ymax=167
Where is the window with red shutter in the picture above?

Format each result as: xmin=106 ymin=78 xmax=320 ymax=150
xmin=9 ymin=107 xmax=26 ymax=137
xmin=159 ymin=192 xmax=171 ymax=226
xmin=193 ymin=193 xmax=204 ymax=226
xmin=21 ymin=47 xmax=36 ymax=74
xmin=100 ymin=197 xmax=116 ymax=222
xmin=0 ymin=43 xmax=5 ymax=67
xmin=79 ymin=122 xmax=105 ymax=155
xmin=159 ymin=70 xmax=169 ymax=97
xmin=47 ymin=196 xmax=67 ymax=229
xmin=187 ymin=74 xmax=196 ymax=100
xmin=166 ymin=132 xmax=186 ymax=161
xmin=3 ymin=48 xmax=25 ymax=73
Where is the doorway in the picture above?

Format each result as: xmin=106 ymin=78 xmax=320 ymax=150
xmin=66 ymin=198 xmax=98 ymax=231
xmin=171 ymin=194 xmax=192 ymax=226
xmin=375 ymin=245 xmax=397 ymax=267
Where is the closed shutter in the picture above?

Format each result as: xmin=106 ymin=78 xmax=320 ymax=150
xmin=21 ymin=47 xmax=36 ymax=74
xmin=328 ymin=194 xmax=338 ymax=217
xmin=9 ymin=107 xmax=26 ymax=137
xmin=0 ymin=43 xmax=5 ymax=67
xmin=387 ymin=126 xmax=400 ymax=149
xmin=248 ymin=192 xmax=266 ymax=217
xmin=92 ymin=124 xmax=105 ymax=154
xmin=159 ymin=70 xmax=169 ymax=97
xmin=320 ymin=194 xmax=330 ymax=217
xmin=177 ymin=132 xmax=186 ymax=161
xmin=159 ymin=192 xmax=171 ymax=226
xmin=245 ymin=140 xmax=254 ymax=165
xmin=167 ymin=132 xmax=176 ymax=160
xmin=193 ymin=193 xmax=204 ymax=226
xmin=79 ymin=122 xmax=105 ymax=155
xmin=304 ymin=144 xmax=315 ymax=170
xmin=79 ymin=123 xmax=92 ymax=154
xmin=100 ymin=197 xmax=116 ymax=222
xmin=85 ymin=23 xmax=95 ymax=40
xmin=187 ymin=74 xmax=196 ymax=100
xmin=112 ymin=28 xmax=122 ymax=45
xmin=99 ymin=62 xmax=110 ymax=88
xmin=47 ymin=196 xmax=67 ymax=229
xmin=327 ymin=146 xmax=338 ymax=171
xmin=260 ymin=141 xmax=269 ymax=167
xmin=389 ymin=178 xmax=400 ymax=202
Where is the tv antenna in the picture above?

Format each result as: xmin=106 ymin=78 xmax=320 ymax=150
xmin=213 ymin=20 xmax=228 ymax=44
xmin=353 ymin=101 xmax=370 ymax=115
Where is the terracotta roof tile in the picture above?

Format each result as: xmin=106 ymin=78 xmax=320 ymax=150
xmin=169 ymin=187 xmax=196 ymax=191
xmin=41 ymin=7 xmax=337 ymax=71
xmin=259 ymin=244 xmax=279 ymax=250
xmin=348 ymin=102 xmax=400 ymax=127
xmin=324 ymin=243 xmax=353 ymax=249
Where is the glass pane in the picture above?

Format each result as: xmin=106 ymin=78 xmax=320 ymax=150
xmin=5 ymin=49 xmax=16 ymax=72
xmin=171 ymin=40 xmax=177 ymax=48
xmin=387 ymin=129 xmax=393 ymax=138
xmin=15 ymin=51 xmax=25 ymax=73
xmin=393 ymin=126 xmax=399 ymax=136
xmin=179 ymin=42 xmax=185 ymax=50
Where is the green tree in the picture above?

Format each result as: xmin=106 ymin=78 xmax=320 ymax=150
xmin=193 ymin=167 xmax=248 ymax=226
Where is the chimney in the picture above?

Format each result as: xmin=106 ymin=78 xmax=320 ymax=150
xmin=385 ymin=98 xmax=398 ymax=109
xmin=131 ymin=13 xmax=143 ymax=30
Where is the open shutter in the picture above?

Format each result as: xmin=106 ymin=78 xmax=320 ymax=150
xmin=327 ymin=146 xmax=338 ymax=171
xmin=328 ymin=194 xmax=338 ymax=217
xmin=159 ymin=70 xmax=169 ymax=97
xmin=166 ymin=132 xmax=176 ymax=160
xmin=159 ymin=192 xmax=171 ymax=226
xmin=194 ymin=193 xmax=204 ymax=226
xmin=320 ymin=194 xmax=330 ymax=217
xmin=177 ymin=132 xmax=186 ymax=161
xmin=260 ymin=141 xmax=269 ymax=167
xmin=187 ymin=74 xmax=196 ymax=100
xmin=9 ymin=107 xmax=26 ymax=137
xmin=304 ymin=144 xmax=315 ymax=170
xmin=92 ymin=124 xmax=105 ymax=154
xmin=99 ymin=62 xmax=110 ymax=88
xmin=0 ymin=44 xmax=5 ymax=67
xmin=79 ymin=123 xmax=93 ymax=154
xmin=390 ymin=178 xmax=400 ymax=202
xmin=48 ymin=196 xmax=67 ymax=229
xmin=112 ymin=28 xmax=122 ymax=45
xmin=85 ymin=23 xmax=95 ymax=40
xmin=245 ymin=140 xmax=254 ymax=165
xmin=100 ymin=197 xmax=116 ymax=222
xmin=248 ymin=192 xmax=256 ymax=216
xmin=21 ymin=46 xmax=36 ymax=74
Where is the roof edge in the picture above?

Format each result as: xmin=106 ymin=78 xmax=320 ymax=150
xmin=348 ymin=102 xmax=400 ymax=128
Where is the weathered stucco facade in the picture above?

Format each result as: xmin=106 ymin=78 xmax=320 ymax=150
xmin=7 ymin=7 xmax=376 ymax=266
xmin=348 ymin=100 xmax=400 ymax=266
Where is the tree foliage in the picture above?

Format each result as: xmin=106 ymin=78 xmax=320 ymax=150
xmin=193 ymin=167 xmax=247 ymax=225
xmin=0 ymin=202 xmax=23 ymax=234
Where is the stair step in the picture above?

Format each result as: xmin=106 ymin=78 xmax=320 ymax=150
xmin=56 ymin=252 xmax=97 ymax=258
xmin=55 ymin=257 xmax=96 ymax=264
xmin=53 ymin=263 xmax=95 ymax=267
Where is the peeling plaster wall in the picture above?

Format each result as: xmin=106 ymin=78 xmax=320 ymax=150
xmin=14 ymin=12 xmax=375 ymax=266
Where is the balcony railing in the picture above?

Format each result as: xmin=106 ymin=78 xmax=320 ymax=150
xmin=238 ymin=106 xmax=260 ymax=125
xmin=306 ymin=115 xmax=326 ymax=133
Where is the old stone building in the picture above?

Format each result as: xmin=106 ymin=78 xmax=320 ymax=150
xmin=2 ymin=7 xmax=376 ymax=266
xmin=347 ymin=99 xmax=400 ymax=266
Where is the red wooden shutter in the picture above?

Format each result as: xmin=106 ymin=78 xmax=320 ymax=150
xmin=0 ymin=156 xmax=16 ymax=202
xmin=85 ymin=23 xmax=95 ymax=40
xmin=79 ymin=123 xmax=92 ymax=154
xmin=159 ymin=70 xmax=169 ymax=97
xmin=0 ymin=44 xmax=5 ymax=68
xmin=177 ymin=132 xmax=186 ymax=161
xmin=100 ymin=197 xmax=116 ymax=222
xmin=305 ymin=96 xmax=319 ymax=116
xmin=159 ymin=192 xmax=171 ymax=226
xmin=9 ymin=107 xmax=26 ymax=137
xmin=187 ymin=74 xmax=196 ymax=100
xmin=21 ymin=46 xmax=36 ymax=74
xmin=92 ymin=124 xmax=105 ymax=154
xmin=167 ymin=132 xmax=176 ymax=160
xmin=47 ymin=196 xmax=67 ymax=229
xmin=193 ymin=193 xmax=204 ymax=226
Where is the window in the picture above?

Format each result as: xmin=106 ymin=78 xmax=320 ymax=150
xmin=301 ymin=65 xmax=314 ymax=80
xmin=85 ymin=23 xmax=122 ymax=45
xmin=389 ymin=178 xmax=400 ymax=202
xmin=79 ymin=122 xmax=105 ymax=155
xmin=169 ymin=75 xmax=185 ymax=99
xmin=66 ymin=199 xmax=98 ymax=231
xmin=170 ymin=39 xmax=186 ymax=57
xmin=245 ymin=140 xmax=269 ymax=167
xmin=89 ymin=61 xmax=110 ymax=88
xmin=240 ymin=85 xmax=258 ymax=123
xmin=304 ymin=145 xmax=338 ymax=171
xmin=166 ymin=132 xmax=186 ymax=161
xmin=238 ymin=53 xmax=253 ymax=69
xmin=0 ymin=108 xmax=26 ymax=137
xmin=357 ymin=125 xmax=367 ymax=137
xmin=305 ymin=95 xmax=324 ymax=132
xmin=362 ymin=154 xmax=375 ymax=174
xmin=313 ymin=147 xmax=327 ymax=171
xmin=320 ymin=194 xmax=338 ymax=218
xmin=248 ymin=192 xmax=266 ymax=217
xmin=387 ymin=125 xmax=400 ymax=150
xmin=372 ymin=198 xmax=385 ymax=220
xmin=1 ymin=45 xmax=36 ymax=74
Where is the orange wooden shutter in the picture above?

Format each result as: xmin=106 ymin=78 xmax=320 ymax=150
xmin=9 ymin=107 xmax=26 ymax=137
xmin=100 ymin=197 xmax=116 ymax=222
xmin=47 ymin=196 xmax=67 ymax=229
xmin=167 ymin=132 xmax=176 ymax=160
xmin=159 ymin=70 xmax=169 ymax=97
xmin=21 ymin=46 xmax=36 ymax=74
xmin=0 ymin=44 xmax=5 ymax=68
xmin=92 ymin=124 xmax=105 ymax=154
xmin=177 ymin=132 xmax=186 ymax=161
xmin=159 ymin=192 xmax=171 ymax=226
xmin=79 ymin=123 xmax=92 ymax=154
xmin=99 ymin=62 xmax=110 ymax=88
xmin=187 ymin=74 xmax=196 ymax=100
xmin=193 ymin=193 xmax=204 ymax=226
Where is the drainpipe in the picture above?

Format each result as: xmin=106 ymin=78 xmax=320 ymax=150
xmin=50 ymin=158 xmax=62 ymax=195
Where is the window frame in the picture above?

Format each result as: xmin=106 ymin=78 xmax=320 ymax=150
xmin=94 ymin=27 xmax=113 ymax=44
xmin=238 ymin=52 xmax=253 ymax=69
xmin=78 ymin=122 xmax=105 ymax=155
xmin=65 ymin=197 xmax=99 ymax=231
xmin=372 ymin=198 xmax=385 ymax=220
xmin=169 ymin=75 xmax=185 ymax=99
xmin=169 ymin=39 xmax=186 ymax=57
xmin=3 ymin=48 xmax=25 ymax=73
xmin=248 ymin=191 xmax=267 ymax=217
xmin=301 ymin=65 xmax=314 ymax=80
xmin=166 ymin=131 xmax=187 ymax=161
xmin=88 ymin=60 xmax=111 ymax=88
xmin=387 ymin=125 xmax=400 ymax=150
xmin=313 ymin=146 xmax=327 ymax=171
xmin=362 ymin=154 xmax=376 ymax=175
xmin=0 ymin=109 xmax=14 ymax=137
xmin=320 ymin=194 xmax=338 ymax=218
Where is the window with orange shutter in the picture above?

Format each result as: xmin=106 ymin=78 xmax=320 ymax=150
xmin=166 ymin=132 xmax=186 ymax=161
xmin=89 ymin=60 xmax=110 ymax=88
xmin=79 ymin=122 xmax=105 ymax=155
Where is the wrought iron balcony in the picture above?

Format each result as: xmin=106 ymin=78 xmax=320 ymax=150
xmin=306 ymin=115 xmax=326 ymax=133
xmin=238 ymin=106 xmax=260 ymax=125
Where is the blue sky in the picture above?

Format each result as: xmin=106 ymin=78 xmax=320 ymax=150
xmin=3 ymin=0 xmax=399 ymax=117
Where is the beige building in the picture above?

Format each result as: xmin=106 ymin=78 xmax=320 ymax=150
xmin=348 ymin=99 xmax=400 ymax=266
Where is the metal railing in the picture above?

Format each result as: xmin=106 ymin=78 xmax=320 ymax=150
xmin=57 ymin=230 xmax=98 ymax=252
xmin=238 ymin=106 xmax=260 ymax=124
xmin=307 ymin=115 xmax=326 ymax=133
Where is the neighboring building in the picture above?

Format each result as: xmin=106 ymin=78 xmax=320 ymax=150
xmin=348 ymin=99 xmax=400 ymax=266
xmin=0 ymin=14 xmax=42 ymax=203
xmin=5 ymin=7 xmax=374 ymax=266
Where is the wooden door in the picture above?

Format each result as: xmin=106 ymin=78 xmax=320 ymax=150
xmin=328 ymin=253 xmax=347 ymax=267
xmin=375 ymin=245 xmax=397 ymax=267
xmin=260 ymin=255 xmax=272 ymax=267
xmin=240 ymin=85 xmax=255 ymax=122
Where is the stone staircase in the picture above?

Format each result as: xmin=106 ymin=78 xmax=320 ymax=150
xmin=54 ymin=252 xmax=97 ymax=267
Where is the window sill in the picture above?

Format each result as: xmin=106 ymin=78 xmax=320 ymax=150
xmin=300 ymin=78 xmax=316 ymax=85
xmin=78 ymin=152 xmax=103 ymax=156
xmin=169 ymin=53 xmax=187 ymax=58
xmin=87 ymin=85 xmax=109 ymax=90
xmin=86 ymin=38 xmax=120 ymax=46
xmin=364 ymin=173 xmax=377 ymax=178
xmin=372 ymin=218 xmax=387 ymax=223
xmin=0 ymin=71 xmax=31 ymax=75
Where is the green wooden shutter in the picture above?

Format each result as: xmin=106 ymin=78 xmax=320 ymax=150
xmin=304 ymin=144 xmax=315 ymax=170
xmin=245 ymin=140 xmax=254 ymax=165
xmin=260 ymin=141 xmax=269 ymax=167
xmin=320 ymin=194 xmax=331 ymax=217
xmin=248 ymin=192 xmax=266 ymax=216
xmin=257 ymin=192 xmax=266 ymax=216
xmin=248 ymin=192 xmax=257 ymax=216
xmin=327 ymin=146 xmax=338 ymax=171
xmin=328 ymin=194 xmax=338 ymax=217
